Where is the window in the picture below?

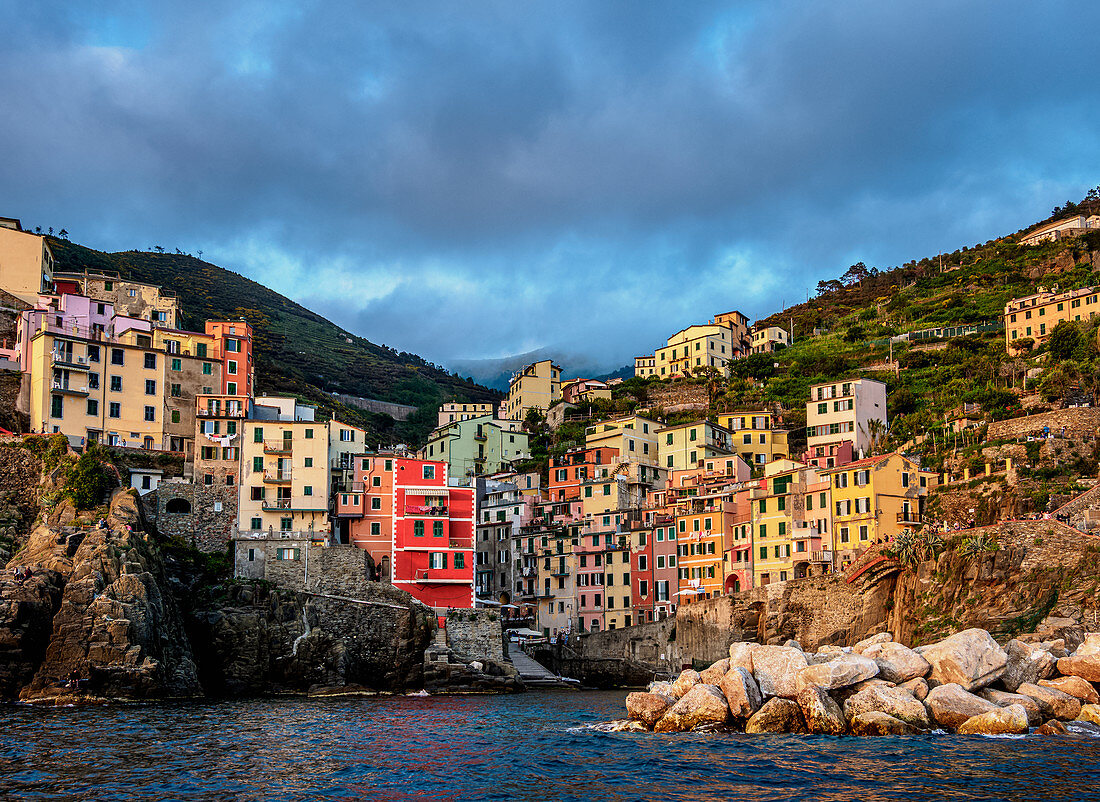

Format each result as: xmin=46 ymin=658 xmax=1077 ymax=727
xmin=454 ymin=553 xmax=465 ymax=569
xmin=202 ymin=362 xmax=213 ymax=375
xmin=111 ymin=348 xmax=124 ymax=366
xmin=370 ymin=522 xmax=381 ymax=536
xmin=304 ymin=457 xmax=313 ymax=468
xmin=109 ymin=402 xmax=121 ymax=418
xmin=144 ymin=353 xmax=156 ymax=369
xmin=87 ymin=345 xmax=100 ymax=363
xmin=429 ymin=552 xmax=447 ymax=569
xmin=371 ymin=497 xmax=381 ymax=510
xmin=170 ymin=383 xmax=181 ymax=397
xmin=340 ymin=429 xmax=354 ymax=442
xmin=253 ymin=427 xmax=263 ymax=442
xmin=250 ymin=518 xmax=262 ymax=530
xmin=171 ymin=358 xmax=182 ymax=371
xmin=87 ymin=399 xmax=98 ymax=416
xmin=170 ymin=410 xmax=180 ymax=423
xmin=88 ymin=372 xmax=99 ymax=389
xmin=50 ymin=395 xmax=63 ymax=418
xmin=423 ymin=465 xmax=435 ymax=480
xmin=226 ymin=382 xmax=236 ymax=395
xmin=433 ymin=521 xmax=444 ymax=537
xmin=144 ymin=406 xmax=155 ymax=422
xmin=227 ymin=360 xmax=237 ymax=375
xmin=145 ymin=379 xmax=157 ymax=395
xmin=110 ymin=375 xmax=122 ymax=392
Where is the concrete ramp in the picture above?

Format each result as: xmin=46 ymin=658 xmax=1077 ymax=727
xmin=508 ymin=648 xmax=572 ymax=688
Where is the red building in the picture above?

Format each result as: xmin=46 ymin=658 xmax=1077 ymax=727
xmin=549 ymin=446 xmax=620 ymax=502
xmin=338 ymin=455 xmax=475 ymax=609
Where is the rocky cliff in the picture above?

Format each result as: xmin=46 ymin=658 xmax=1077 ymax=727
xmin=0 ymin=471 xmax=437 ymax=702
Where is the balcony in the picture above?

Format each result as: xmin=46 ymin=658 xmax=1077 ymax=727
xmin=198 ymin=406 xmax=245 ymax=418
xmin=261 ymin=499 xmax=327 ymax=513
xmin=810 ymin=550 xmax=834 ymax=563
xmin=262 ymin=469 xmax=292 ymax=484
xmin=263 ymin=440 xmax=292 ymax=455
xmin=448 ymin=537 xmax=473 ymax=549
xmin=474 ymin=432 xmax=487 ymax=441
xmin=52 ymin=352 xmax=89 ymax=370
xmin=897 ymin=511 xmax=924 ymax=525
xmin=405 ymin=505 xmax=449 ymax=517
xmin=51 ymin=381 xmax=88 ymax=396
xmin=521 ymin=567 xmax=538 ymax=577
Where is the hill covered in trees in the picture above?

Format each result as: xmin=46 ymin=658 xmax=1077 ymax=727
xmin=46 ymin=239 xmax=499 ymax=446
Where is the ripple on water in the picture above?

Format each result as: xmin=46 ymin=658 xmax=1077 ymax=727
xmin=3 ymin=692 xmax=1100 ymax=801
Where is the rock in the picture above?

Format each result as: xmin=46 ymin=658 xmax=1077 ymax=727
xmin=849 ymin=711 xmax=916 ymax=736
xmin=728 ymin=642 xmax=757 ymax=672
xmin=783 ymin=639 xmax=804 ymax=651
xmin=1034 ymin=720 xmax=1068 ymax=735
xmin=744 ymin=697 xmax=808 ymax=734
xmin=817 ymin=645 xmax=848 ymax=655
xmin=834 ymin=677 xmax=895 ymax=706
xmin=699 ymin=659 xmax=730 ymax=685
xmin=797 ymin=653 xmax=879 ymax=691
xmin=647 ymin=681 xmax=675 ymax=696
xmin=308 ymin=684 xmax=378 ymax=697
xmin=1017 ymin=682 xmax=1082 ymax=721
xmin=1056 ymin=655 xmax=1100 ymax=683
xmin=926 ymin=684 xmax=1001 ymax=731
xmin=1076 ymin=633 xmax=1100 ymax=657
xmin=1076 ymin=703 xmax=1100 ymax=726
xmin=853 ymin=632 xmax=892 ymax=654
xmin=1039 ymin=676 xmax=1100 ymax=704
xmin=605 ymin=719 xmax=648 ymax=733
xmin=626 ymin=691 xmax=675 ymax=727
xmin=807 ymin=652 xmax=840 ymax=665
xmin=654 ymin=684 xmax=730 ymax=732
xmin=751 ymin=646 xmax=808 ymax=698
xmin=862 ymin=642 xmax=931 ymax=684
xmin=1002 ymin=639 xmax=1056 ymax=692
xmin=918 ymin=629 xmax=1007 ymax=691
xmin=1042 ymin=638 xmax=1068 ymax=659
xmin=957 ymin=704 xmax=1030 ymax=736
xmin=843 ymin=684 xmax=931 ymax=729
xmin=797 ymin=684 xmax=846 ymax=735
xmin=899 ymin=677 xmax=929 ymax=701
xmin=719 ymin=667 xmax=763 ymax=719
xmin=978 ymin=688 xmax=1043 ymax=726
xmin=670 ymin=669 xmax=701 ymax=699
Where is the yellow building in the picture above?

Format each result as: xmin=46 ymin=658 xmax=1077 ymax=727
xmin=437 ymin=401 xmax=495 ymax=427
xmin=54 ymin=270 xmax=181 ymax=328
xmin=675 ymin=503 xmax=732 ymax=601
xmin=717 ymin=411 xmax=790 ymax=468
xmin=750 ymin=325 xmax=790 ymax=354
xmin=712 ymin=310 xmax=752 ymax=356
xmin=1004 ymin=285 xmax=1100 ymax=353
xmin=239 ymin=418 xmax=364 ymax=536
xmin=633 ymin=354 xmax=656 ymax=378
xmin=658 ymin=419 xmax=734 ymax=472
xmin=504 ymin=359 xmax=561 ymax=420
xmin=822 ymin=453 xmax=933 ymax=569
xmin=653 ymin=324 xmax=735 ymax=378
xmin=0 ymin=219 xmax=53 ymax=305
xmin=27 ymin=324 xmax=167 ymax=447
xmin=585 ymin=415 xmax=661 ymax=469
xmin=749 ymin=460 xmax=833 ymax=587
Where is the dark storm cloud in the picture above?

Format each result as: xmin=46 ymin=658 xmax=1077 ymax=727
xmin=2 ymin=1 xmax=1099 ymax=372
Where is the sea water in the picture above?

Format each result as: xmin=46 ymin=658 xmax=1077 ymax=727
xmin=2 ymin=691 xmax=1099 ymax=800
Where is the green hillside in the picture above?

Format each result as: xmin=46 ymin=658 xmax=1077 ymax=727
xmin=46 ymin=240 xmax=500 ymax=446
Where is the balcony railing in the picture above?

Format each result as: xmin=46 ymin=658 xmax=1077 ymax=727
xmin=52 ymin=352 xmax=89 ymax=369
xmin=263 ymin=470 xmax=292 ymax=483
xmin=51 ymin=381 xmax=88 ymax=395
xmin=448 ymin=538 xmax=473 ymax=549
xmin=261 ymin=499 xmax=327 ymax=512
xmin=198 ymin=406 xmax=245 ymax=418
xmin=263 ymin=440 xmax=293 ymax=455
xmin=405 ymin=505 xmax=448 ymax=516
xmin=810 ymin=550 xmax=833 ymax=563
xmin=897 ymin=511 xmax=924 ymax=524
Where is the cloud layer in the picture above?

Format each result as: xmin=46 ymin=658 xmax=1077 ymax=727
xmin=3 ymin=1 xmax=1099 ymax=372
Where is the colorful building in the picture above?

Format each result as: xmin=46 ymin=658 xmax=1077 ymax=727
xmin=561 ymin=378 xmax=611 ymax=405
xmin=804 ymin=378 xmax=887 ymax=468
xmin=750 ymin=325 xmax=789 ymax=354
xmin=437 ymin=401 xmax=495 ymax=427
xmin=657 ymin=419 xmax=735 ymax=472
xmin=750 ymin=460 xmax=833 ymax=587
xmin=717 ymin=410 xmax=790 ymax=468
xmin=421 ymin=414 xmax=529 ymax=478
xmin=0 ymin=218 xmax=53 ymax=305
xmin=1004 ymin=285 xmax=1100 ymax=353
xmin=504 ymin=359 xmax=561 ymax=420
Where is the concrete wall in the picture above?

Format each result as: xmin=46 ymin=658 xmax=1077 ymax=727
xmin=234 ymin=537 xmax=376 ymax=598
xmin=333 ymin=393 xmax=417 ymax=421
xmin=444 ymin=609 xmax=505 ymax=663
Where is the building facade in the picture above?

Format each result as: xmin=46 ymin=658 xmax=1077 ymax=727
xmin=1004 ymin=286 xmax=1100 ymax=353
xmin=504 ymin=359 xmax=561 ymax=420
xmin=804 ymin=378 xmax=887 ymax=468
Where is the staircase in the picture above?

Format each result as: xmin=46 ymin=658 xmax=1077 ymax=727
xmin=508 ymin=648 xmax=572 ymax=688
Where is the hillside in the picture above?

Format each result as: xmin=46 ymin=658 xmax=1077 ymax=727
xmin=46 ymin=240 xmax=500 ymax=446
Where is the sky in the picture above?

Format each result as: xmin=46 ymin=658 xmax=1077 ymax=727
xmin=3 ymin=1 xmax=1100 ymax=377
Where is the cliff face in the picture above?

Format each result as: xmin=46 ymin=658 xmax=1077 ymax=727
xmin=0 ymin=478 xmax=435 ymax=702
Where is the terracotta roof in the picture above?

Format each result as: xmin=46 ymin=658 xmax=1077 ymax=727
xmin=820 ymin=453 xmax=896 ymax=472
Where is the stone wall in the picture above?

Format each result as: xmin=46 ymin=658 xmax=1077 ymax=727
xmin=0 ymin=371 xmax=28 ymax=434
xmin=444 ymin=609 xmax=505 ymax=663
xmin=333 ymin=393 xmax=417 ymax=421
xmin=234 ymin=537 xmax=376 ymax=599
xmin=576 ymin=616 xmax=678 ymax=668
xmin=149 ymin=482 xmax=237 ymax=552
xmin=641 ymin=383 xmax=709 ymax=413
xmin=988 ymin=407 xmax=1100 ymax=440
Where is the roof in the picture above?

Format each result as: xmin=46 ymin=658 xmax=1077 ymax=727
xmin=820 ymin=453 xmax=914 ymax=473
xmin=658 ymin=419 xmax=731 ymax=434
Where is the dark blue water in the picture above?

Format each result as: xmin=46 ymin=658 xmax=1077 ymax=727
xmin=2 ymin=691 xmax=1099 ymax=801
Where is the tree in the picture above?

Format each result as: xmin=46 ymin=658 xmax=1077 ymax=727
xmin=34 ymin=226 xmax=42 ymax=234
xmin=1048 ymin=321 xmax=1082 ymax=361
xmin=67 ymin=447 xmax=110 ymax=509
xmin=58 ymin=228 xmax=68 ymax=240
xmin=841 ymin=262 xmax=870 ymax=286
xmin=47 ymin=227 xmax=53 ymax=235
xmin=153 ymin=245 xmax=165 ymax=253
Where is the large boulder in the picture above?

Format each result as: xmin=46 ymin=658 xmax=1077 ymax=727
xmin=1039 ymin=676 xmax=1100 ymax=704
xmin=899 ymin=677 xmax=929 ymax=701
xmin=699 ymin=659 xmax=730 ymax=685
xmin=917 ymin=629 xmax=1007 ymax=691
xmin=1017 ymin=682 xmax=1082 ymax=721
xmin=1002 ymin=640 xmax=1057 ymax=692
xmin=797 ymin=685 xmax=846 ymax=735
xmin=654 ymin=684 xmax=730 ymax=732
xmin=728 ymin=642 xmax=758 ymax=672
xmin=744 ymin=697 xmax=807 ymax=734
xmin=647 ymin=681 xmax=675 ymax=697
xmin=957 ymin=704 xmax=1030 ymax=736
xmin=926 ymin=683 xmax=1001 ymax=731
xmin=853 ymin=632 xmax=892 ymax=654
xmin=626 ymin=691 xmax=675 ymax=727
xmin=1056 ymin=655 xmax=1100 ymax=683
xmin=752 ymin=646 xmax=808 ymax=698
xmin=862 ymin=642 xmax=931 ymax=684
xmin=978 ymin=688 xmax=1042 ymax=726
xmin=719 ymin=667 xmax=763 ymax=719
xmin=843 ymin=684 xmax=931 ymax=729
xmin=1076 ymin=703 xmax=1100 ymax=726
xmin=849 ymin=711 xmax=916 ymax=736
xmin=1034 ymin=720 xmax=1068 ymax=735
xmin=1076 ymin=633 xmax=1100 ymax=657
xmin=670 ymin=669 xmax=701 ymax=699
xmin=797 ymin=654 xmax=879 ymax=691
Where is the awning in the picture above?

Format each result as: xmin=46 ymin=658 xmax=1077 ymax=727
xmin=675 ymin=588 xmax=706 ymax=596
xmin=474 ymin=598 xmax=501 ymax=607
xmin=508 ymin=628 xmax=544 ymax=637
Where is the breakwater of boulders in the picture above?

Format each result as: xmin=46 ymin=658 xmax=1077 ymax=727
xmin=611 ymin=629 xmax=1100 ymax=736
